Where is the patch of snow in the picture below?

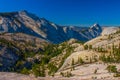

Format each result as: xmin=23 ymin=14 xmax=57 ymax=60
xmin=51 ymin=23 xmax=58 ymax=30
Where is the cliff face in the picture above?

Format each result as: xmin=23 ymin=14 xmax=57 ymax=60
xmin=0 ymin=40 xmax=19 ymax=71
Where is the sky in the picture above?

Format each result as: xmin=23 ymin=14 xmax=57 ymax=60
xmin=0 ymin=0 xmax=120 ymax=26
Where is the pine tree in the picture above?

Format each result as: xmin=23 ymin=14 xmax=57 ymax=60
xmin=78 ymin=57 xmax=84 ymax=64
xmin=71 ymin=58 xmax=75 ymax=70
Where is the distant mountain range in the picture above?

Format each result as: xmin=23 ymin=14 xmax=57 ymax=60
xmin=0 ymin=10 xmax=102 ymax=43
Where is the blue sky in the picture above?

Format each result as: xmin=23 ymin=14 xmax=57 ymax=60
xmin=0 ymin=0 xmax=120 ymax=26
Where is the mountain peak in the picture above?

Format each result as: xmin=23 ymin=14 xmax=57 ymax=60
xmin=93 ymin=23 xmax=99 ymax=27
xmin=18 ymin=10 xmax=28 ymax=15
xmin=89 ymin=23 xmax=102 ymax=36
xmin=90 ymin=23 xmax=101 ymax=29
xmin=20 ymin=10 xmax=28 ymax=12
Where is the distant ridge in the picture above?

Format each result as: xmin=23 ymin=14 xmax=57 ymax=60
xmin=0 ymin=10 xmax=102 ymax=43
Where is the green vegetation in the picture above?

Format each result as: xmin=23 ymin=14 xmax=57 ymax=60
xmin=32 ymin=63 xmax=45 ymax=77
xmin=20 ymin=67 xmax=30 ymax=75
xmin=58 ymin=44 xmax=74 ymax=69
xmin=99 ymin=43 xmax=120 ymax=63
xmin=0 ymin=38 xmax=15 ymax=48
xmin=76 ymin=40 xmax=85 ymax=44
xmin=114 ymin=73 xmax=120 ymax=77
xmin=84 ymin=44 xmax=92 ymax=50
xmin=94 ymin=68 xmax=98 ymax=74
xmin=71 ymin=58 xmax=75 ymax=70
xmin=89 ymin=45 xmax=92 ymax=49
xmin=3 ymin=34 xmax=120 ymax=78
xmin=108 ymin=34 xmax=113 ymax=39
xmin=60 ymin=71 xmax=73 ymax=77
xmin=115 ymin=27 xmax=120 ymax=34
xmin=8 ymin=39 xmax=76 ymax=77
xmin=78 ymin=57 xmax=84 ymax=64
xmin=14 ymin=41 xmax=75 ymax=77
xmin=48 ymin=63 xmax=58 ymax=76
xmin=43 ymin=44 xmax=63 ymax=57
xmin=0 ymin=63 xmax=3 ymax=67
xmin=106 ymin=65 xmax=117 ymax=73
xmin=84 ymin=45 xmax=88 ymax=50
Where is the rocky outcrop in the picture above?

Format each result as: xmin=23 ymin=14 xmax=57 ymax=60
xmin=0 ymin=33 xmax=48 ymax=71
xmin=0 ymin=42 xmax=19 ymax=71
